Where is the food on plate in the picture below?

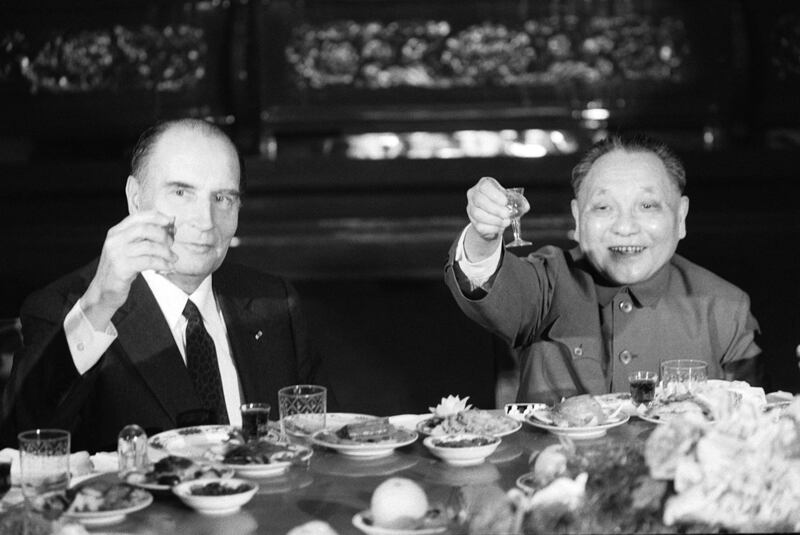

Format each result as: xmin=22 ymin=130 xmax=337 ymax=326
xmin=370 ymin=477 xmax=429 ymax=529
xmin=220 ymin=440 xmax=306 ymax=465
xmin=66 ymin=480 xmax=150 ymax=513
xmin=335 ymin=417 xmax=396 ymax=442
xmin=432 ymin=435 xmax=497 ymax=448
xmin=422 ymin=410 xmax=519 ymax=436
xmin=646 ymin=396 xmax=800 ymax=531
xmin=189 ymin=481 xmax=254 ymax=496
xmin=643 ymin=397 xmax=711 ymax=423
xmin=551 ymin=395 xmax=607 ymax=427
xmin=430 ymin=395 xmax=473 ymax=416
xmin=124 ymin=455 xmax=227 ymax=487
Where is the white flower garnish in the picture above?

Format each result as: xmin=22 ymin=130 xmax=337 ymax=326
xmin=429 ymin=395 xmax=473 ymax=417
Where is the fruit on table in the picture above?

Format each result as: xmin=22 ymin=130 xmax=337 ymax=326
xmin=370 ymin=477 xmax=429 ymax=529
xmin=532 ymin=444 xmax=569 ymax=486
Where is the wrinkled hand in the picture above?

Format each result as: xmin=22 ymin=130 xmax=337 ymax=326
xmin=81 ymin=212 xmax=177 ymax=328
xmin=466 ymin=177 xmax=530 ymax=241
xmin=463 ymin=177 xmax=530 ymax=261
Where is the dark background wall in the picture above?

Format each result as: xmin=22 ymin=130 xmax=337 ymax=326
xmin=2 ymin=0 xmax=800 ymax=413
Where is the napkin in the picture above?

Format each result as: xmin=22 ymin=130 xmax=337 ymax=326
xmin=0 ymin=448 xmax=94 ymax=486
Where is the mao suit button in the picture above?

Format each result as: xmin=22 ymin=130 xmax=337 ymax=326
xmin=573 ymin=346 xmax=583 ymax=357
xmin=618 ymin=350 xmax=632 ymax=364
xmin=77 ymin=341 xmax=85 ymax=351
xmin=619 ymin=301 xmax=633 ymax=313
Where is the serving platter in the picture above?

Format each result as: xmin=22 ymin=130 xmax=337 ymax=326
xmin=149 ymin=425 xmax=242 ymax=459
xmin=311 ymin=428 xmax=418 ymax=459
xmin=63 ymin=486 xmax=153 ymax=526
xmin=149 ymin=425 xmax=311 ymax=478
xmin=416 ymin=412 xmax=521 ymax=438
xmin=127 ymin=465 xmax=236 ymax=492
xmin=284 ymin=412 xmax=375 ymax=438
xmin=525 ymin=409 xmax=629 ymax=439
xmin=352 ymin=510 xmax=447 ymax=535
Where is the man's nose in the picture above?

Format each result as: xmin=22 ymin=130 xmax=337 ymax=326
xmin=188 ymin=198 xmax=215 ymax=230
xmin=611 ymin=210 xmax=640 ymax=235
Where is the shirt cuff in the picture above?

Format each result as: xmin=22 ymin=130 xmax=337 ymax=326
xmin=454 ymin=225 xmax=502 ymax=291
xmin=64 ymin=300 xmax=118 ymax=375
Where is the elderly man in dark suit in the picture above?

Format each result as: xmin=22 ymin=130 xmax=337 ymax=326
xmin=1 ymin=119 xmax=330 ymax=452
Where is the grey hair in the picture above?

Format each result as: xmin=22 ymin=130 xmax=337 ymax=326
xmin=571 ymin=135 xmax=686 ymax=197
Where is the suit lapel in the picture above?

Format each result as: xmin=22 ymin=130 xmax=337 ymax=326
xmin=113 ymin=276 xmax=201 ymax=425
xmin=214 ymin=276 xmax=273 ymax=405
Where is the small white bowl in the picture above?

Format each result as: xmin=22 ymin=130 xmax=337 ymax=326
xmin=172 ymin=478 xmax=258 ymax=515
xmin=423 ymin=434 xmax=501 ymax=466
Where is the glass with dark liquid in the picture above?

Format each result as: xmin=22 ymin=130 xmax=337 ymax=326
xmin=240 ymin=403 xmax=271 ymax=442
xmin=628 ymin=371 xmax=658 ymax=405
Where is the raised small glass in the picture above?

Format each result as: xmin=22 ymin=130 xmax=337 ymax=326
xmin=660 ymin=359 xmax=708 ymax=397
xmin=628 ymin=370 xmax=658 ymax=405
xmin=240 ymin=402 xmax=271 ymax=442
xmin=505 ymin=187 xmax=532 ymax=248
xmin=18 ymin=429 xmax=70 ymax=509
xmin=278 ymin=385 xmax=327 ymax=439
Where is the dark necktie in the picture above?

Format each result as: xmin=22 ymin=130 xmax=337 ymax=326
xmin=183 ymin=300 xmax=228 ymax=424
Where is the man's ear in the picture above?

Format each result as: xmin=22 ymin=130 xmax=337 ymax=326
xmin=677 ymin=195 xmax=689 ymax=239
xmin=570 ymin=199 xmax=580 ymax=242
xmin=125 ymin=175 xmax=140 ymax=214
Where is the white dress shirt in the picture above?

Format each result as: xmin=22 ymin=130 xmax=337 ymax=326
xmin=454 ymin=224 xmax=503 ymax=289
xmin=64 ymin=271 xmax=243 ymax=426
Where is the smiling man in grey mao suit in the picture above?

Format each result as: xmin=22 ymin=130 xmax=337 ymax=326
xmin=1 ymin=119 xmax=330 ymax=452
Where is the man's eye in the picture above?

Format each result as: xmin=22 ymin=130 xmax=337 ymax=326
xmin=641 ymin=201 xmax=661 ymax=210
xmin=215 ymin=194 xmax=236 ymax=207
xmin=174 ymin=188 xmax=185 ymax=197
xmin=592 ymin=204 xmax=610 ymax=212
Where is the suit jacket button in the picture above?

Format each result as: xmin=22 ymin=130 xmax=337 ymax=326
xmin=618 ymin=350 xmax=632 ymax=364
xmin=619 ymin=301 xmax=633 ymax=313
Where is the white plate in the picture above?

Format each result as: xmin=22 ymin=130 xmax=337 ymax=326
xmin=352 ymin=510 xmax=447 ymax=535
xmin=636 ymin=412 xmax=664 ymax=425
xmin=388 ymin=414 xmax=431 ymax=432
xmin=222 ymin=445 xmax=312 ymax=478
xmin=311 ymin=429 xmax=418 ymax=459
xmin=63 ymin=491 xmax=153 ymax=526
xmin=149 ymin=425 xmax=310 ymax=478
xmin=525 ymin=409 xmax=630 ymax=439
xmin=127 ymin=466 xmax=236 ymax=492
xmin=416 ymin=413 xmax=522 ymax=438
xmin=149 ymin=425 xmax=240 ymax=459
xmin=284 ymin=413 xmax=375 ymax=437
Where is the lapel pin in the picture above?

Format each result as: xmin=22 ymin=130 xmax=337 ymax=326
xmin=254 ymin=330 xmax=263 ymax=340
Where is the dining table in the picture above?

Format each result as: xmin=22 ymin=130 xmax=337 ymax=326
xmin=4 ymin=412 xmax=655 ymax=535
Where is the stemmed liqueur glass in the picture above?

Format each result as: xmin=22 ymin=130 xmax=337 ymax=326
xmin=505 ymin=187 xmax=532 ymax=248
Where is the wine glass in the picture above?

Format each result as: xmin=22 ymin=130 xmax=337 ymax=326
xmin=505 ymin=187 xmax=532 ymax=248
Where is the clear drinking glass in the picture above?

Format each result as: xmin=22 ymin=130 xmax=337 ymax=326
xmin=18 ymin=429 xmax=70 ymax=509
xmin=660 ymin=359 xmax=708 ymax=397
xmin=240 ymin=403 xmax=271 ymax=442
xmin=117 ymin=424 xmax=149 ymax=477
xmin=505 ymin=187 xmax=532 ymax=248
xmin=278 ymin=385 xmax=327 ymax=439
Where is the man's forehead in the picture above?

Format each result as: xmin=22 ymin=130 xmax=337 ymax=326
xmin=581 ymin=150 xmax=675 ymax=195
xmin=147 ymin=128 xmax=239 ymax=180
